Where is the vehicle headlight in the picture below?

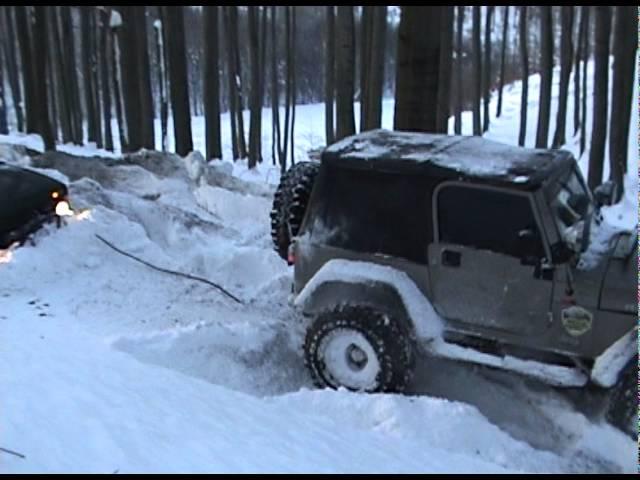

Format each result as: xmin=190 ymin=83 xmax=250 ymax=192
xmin=55 ymin=200 xmax=74 ymax=217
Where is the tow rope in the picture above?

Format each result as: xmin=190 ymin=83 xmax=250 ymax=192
xmin=95 ymin=234 xmax=244 ymax=305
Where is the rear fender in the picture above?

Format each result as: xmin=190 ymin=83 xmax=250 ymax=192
xmin=293 ymin=259 xmax=443 ymax=341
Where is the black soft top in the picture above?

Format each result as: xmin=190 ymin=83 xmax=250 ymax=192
xmin=322 ymin=129 xmax=575 ymax=189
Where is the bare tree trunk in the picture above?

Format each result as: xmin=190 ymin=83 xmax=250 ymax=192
xmin=552 ymin=6 xmax=574 ymax=148
xmin=587 ymin=6 xmax=611 ymax=190
xmin=248 ymin=6 xmax=261 ymax=168
xmin=573 ymin=7 xmax=587 ymax=135
xmin=203 ymin=6 xmax=222 ymax=161
xmin=223 ymin=7 xmax=239 ymax=160
xmin=61 ymin=6 xmax=82 ymax=144
xmin=394 ymin=6 xmax=442 ymax=132
xmin=535 ymin=6 xmax=553 ymax=148
xmin=436 ymin=6 xmax=453 ymax=133
xmin=45 ymin=10 xmax=60 ymax=143
xmin=482 ymin=6 xmax=494 ymax=133
xmin=608 ymin=5 xmax=636 ymax=200
xmin=471 ymin=6 xmax=482 ymax=135
xmin=0 ymin=32 xmax=7 ymax=134
xmin=229 ymin=6 xmax=247 ymax=158
xmin=324 ymin=6 xmax=335 ymax=144
xmin=580 ymin=12 xmax=591 ymax=154
xmin=49 ymin=8 xmax=72 ymax=143
xmin=119 ymin=6 xmax=141 ymax=151
xmin=33 ymin=6 xmax=55 ymax=150
xmin=135 ymin=7 xmax=154 ymax=150
xmin=1 ymin=8 xmax=24 ymax=132
xmin=289 ymin=6 xmax=296 ymax=165
xmin=270 ymin=6 xmax=282 ymax=168
xmin=259 ymin=6 xmax=267 ymax=163
xmin=119 ymin=6 xmax=154 ymax=152
xmin=110 ymin=20 xmax=128 ymax=152
xmin=518 ymin=6 xmax=529 ymax=147
xmin=165 ymin=6 xmax=193 ymax=156
xmin=282 ymin=6 xmax=292 ymax=164
xmin=364 ymin=6 xmax=386 ymax=131
xmin=359 ymin=6 xmax=373 ymax=131
xmin=496 ymin=6 xmax=509 ymax=118
xmin=81 ymin=7 xmax=98 ymax=144
xmin=15 ymin=6 xmax=38 ymax=134
xmin=153 ymin=11 xmax=168 ymax=152
xmin=100 ymin=8 xmax=113 ymax=151
xmin=580 ymin=7 xmax=591 ymax=156
xmin=90 ymin=10 xmax=103 ymax=149
xmin=335 ymin=6 xmax=355 ymax=139
xmin=454 ymin=6 xmax=464 ymax=134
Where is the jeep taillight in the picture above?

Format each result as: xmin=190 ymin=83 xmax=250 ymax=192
xmin=287 ymin=242 xmax=296 ymax=265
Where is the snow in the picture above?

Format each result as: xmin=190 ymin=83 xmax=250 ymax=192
xmin=109 ymin=10 xmax=122 ymax=28
xmin=429 ymin=340 xmax=588 ymax=387
xmin=0 ymin=56 xmax=637 ymax=473
xmin=591 ymin=327 xmax=638 ymax=388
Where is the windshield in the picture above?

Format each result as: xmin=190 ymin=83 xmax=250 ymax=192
xmin=549 ymin=168 xmax=593 ymax=238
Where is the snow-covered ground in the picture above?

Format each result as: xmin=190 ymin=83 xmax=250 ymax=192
xmin=0 ymin=59 xmax=637 ymax=473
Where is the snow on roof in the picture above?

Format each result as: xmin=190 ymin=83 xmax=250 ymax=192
xmin=324 ymin=129 xmax=571 ymax=183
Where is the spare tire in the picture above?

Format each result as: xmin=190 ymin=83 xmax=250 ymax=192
xmin=270 ymin=162 xmax=320 ymax=261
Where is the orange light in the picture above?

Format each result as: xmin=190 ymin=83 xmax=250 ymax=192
xmin=51 ymin=191 xmax=60 ymax=199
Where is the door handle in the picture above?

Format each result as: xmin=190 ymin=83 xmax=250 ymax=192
xmin=534 ymin=261 xmax=555 ymax=280
xmin=442 ymin=249 xmax=461 ymax=267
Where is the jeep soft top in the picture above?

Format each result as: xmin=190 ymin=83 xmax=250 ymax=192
xmin=323 ymin=129 xmax=575 ymax=190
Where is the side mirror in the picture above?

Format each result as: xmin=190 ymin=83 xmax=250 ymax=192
xmin=593 ymin=181 xmax=616 ymax=208
xmin=550 ymin=241 xmax=574 ymax=264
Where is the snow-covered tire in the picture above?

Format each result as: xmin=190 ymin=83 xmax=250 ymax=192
xmin=304 ymin=304 xmax=415 ymax=393
xmin=270 ymin=162 xmax=320 ymax=261
xmin=605 ymin=355 xmax=638 ymax=437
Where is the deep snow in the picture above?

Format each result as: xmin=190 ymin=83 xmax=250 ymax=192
xmin=0 ymin=58 xmax=637 ymax=473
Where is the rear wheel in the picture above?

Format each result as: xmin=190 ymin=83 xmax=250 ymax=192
xmin=304 ymin=304 xmax=415 ymax=393
xmin=270 ymin=162 xmax=320 ymax=261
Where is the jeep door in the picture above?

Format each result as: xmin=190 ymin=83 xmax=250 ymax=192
xmin=427 ymin=183 xmax=555 ymax=336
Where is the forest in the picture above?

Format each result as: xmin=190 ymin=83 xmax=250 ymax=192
xmin=0 ymin=6 xmax=636 ymax=198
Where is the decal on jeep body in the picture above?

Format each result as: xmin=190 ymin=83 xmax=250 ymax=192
xmin=560 ymin=306 xmax=593 ymax=337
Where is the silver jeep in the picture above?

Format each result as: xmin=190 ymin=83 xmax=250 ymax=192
xmin=270 ymin=129 xmax=637 ymax=434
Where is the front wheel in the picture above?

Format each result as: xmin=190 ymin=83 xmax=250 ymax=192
xmin=605 ymin=355 xmax=638 ymax=438
xmin=304 ymin=304 xmax=415 ymax=393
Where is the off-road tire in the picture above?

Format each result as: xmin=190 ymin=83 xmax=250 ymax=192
xmin=304 ymin=304 xmax=415 ymax=393
xmin=270 ymin=162 xmax=320 ymax=260
xmin=605 ymin=355 xmax=638 ymax=438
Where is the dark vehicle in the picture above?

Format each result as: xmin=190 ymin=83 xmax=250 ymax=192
xmin=0 ymin=161 xmax=71 ymax=249
xmin=270 ymin=129 xmax=637 ymax=435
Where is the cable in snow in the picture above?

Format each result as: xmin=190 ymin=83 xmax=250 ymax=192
xmin=0 ymin=447 xmax=25 ymax=459
xmin=94 ymin=234 xmax=244 ymax=305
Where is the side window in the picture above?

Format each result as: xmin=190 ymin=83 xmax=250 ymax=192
xmin=437 ymin=185 xmax=545 ymax=259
